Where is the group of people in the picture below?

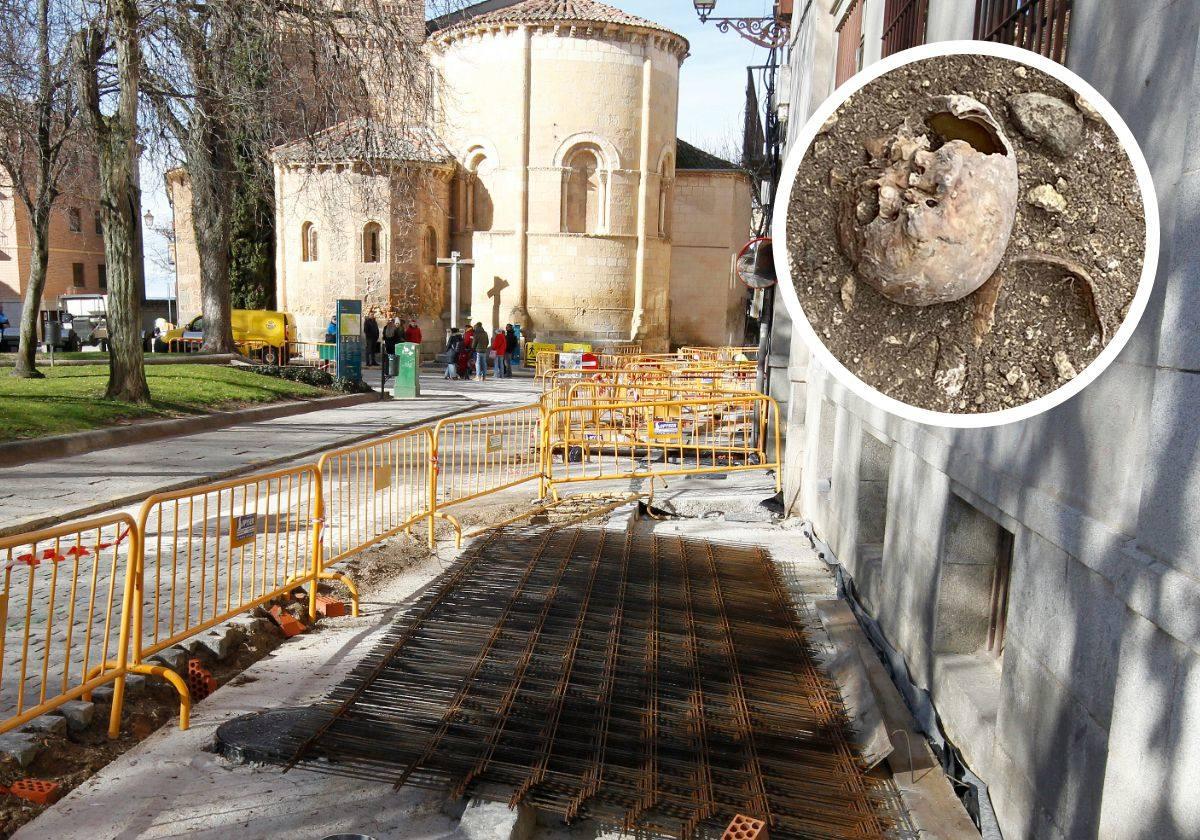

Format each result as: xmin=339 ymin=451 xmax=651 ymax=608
xmin=443 ymin=322 xmax=518 ymax=381
xmin=360 ymin=310 xmax=421 ymax=368
xmin=328 ymin=308 xmax=520 ymax=381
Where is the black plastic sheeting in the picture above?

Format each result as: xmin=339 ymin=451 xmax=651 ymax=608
xmin=801 ymin=522 xmax=1004 ymax=840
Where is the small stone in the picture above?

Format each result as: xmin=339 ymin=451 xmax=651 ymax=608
xmin=1008 ymin=92 xmax=1084 ymax=156
xmin=55 ymin=700 xmax=95 ymax=733
xmin=1006 ymin=368 xmax=1022 ymax=385
xmin=90 ymin=674 xmax=146 ymax=703
xmin=975 ymin=394 xmax=986 ymax=405
xmin=457 ymin=799 xmax=536 ymax=840
xmin=21 ymin=714 xmax=67 ymax=737
xmin=148 ymin=646 xmax=190 ymax=674
xmin=1053 ymin=351 xmax=1078 ymax=380
xmin=1027 ymin=183 xmax=1067 ymax=214
xmin=189 ymin=625 xmax=245 ymax=662
xmin=1040 ymin=295 xmax=1052 ymax=306
xmin=1074 ymin=93 xmax=1103 ymax=121
xmin=921 ymin=79 xmax=931 ymax=88
xmin=935 ymin=343 xmax=967 ymax=397
xmin=820 ymin=112 xmax=839 ymax=133
xmin=0 ymin=733 xmax=41 ymax=768
xmin=1013 ymin=66 xmax=1028 ymax=78
xmin=840 ymin=276 xmax=856 ymax=312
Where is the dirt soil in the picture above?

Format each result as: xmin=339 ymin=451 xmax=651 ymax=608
xmin=786 ymin=53 xmax=1146 ymax=414
xmin=0 ymin=629 xmax=286 ymax=838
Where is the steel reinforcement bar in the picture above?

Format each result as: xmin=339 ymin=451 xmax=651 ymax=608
xmin=281 ymin=527 xmax=912 ymax=840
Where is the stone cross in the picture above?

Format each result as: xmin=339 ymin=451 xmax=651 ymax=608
xmin=436 ymin=251 xmax=474 ymax=331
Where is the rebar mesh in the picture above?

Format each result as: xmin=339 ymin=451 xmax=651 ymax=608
xmin=284 ymin=527 xmax=914 ymax=839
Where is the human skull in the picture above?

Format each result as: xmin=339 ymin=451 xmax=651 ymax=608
xmin=836 ymin=95 xmax=1019 ymax=306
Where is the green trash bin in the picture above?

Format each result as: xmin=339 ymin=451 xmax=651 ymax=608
xmin=392 ymin=342 xmax=420 ymax=398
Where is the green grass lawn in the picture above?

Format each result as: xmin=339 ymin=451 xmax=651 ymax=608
xmin=0 ymin=364 xmax=330 ymax=442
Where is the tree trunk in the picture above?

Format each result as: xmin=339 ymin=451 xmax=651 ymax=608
xmin=11 ymin=216 xmax=49 ymax=379
xmin=190 ymin=123 xmax=236 ymax=354
xmin=100 ymin=0 xmax=150 ymax=403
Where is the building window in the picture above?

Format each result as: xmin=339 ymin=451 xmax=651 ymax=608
xmin=562 ymin=145 xmax=606 ymax=234
xmin=457 ymin=149 xmax=496 ymax=234
xmin=362 ymin=222 xmax=382 ymax=263
xmin=422 ymin=226 xmax=438 ymax=267
xmin=68 ymin=207 xmax=81 ymax=232
xmin=933 ymin=494 xmax=1016 ymax=661
xmin=98 ymin=264 xmax=107 ymax=289
xmin=881 ymin=0 xmax=928 ymax=57
xmin=301 ymin=222 xmax=318 ymax=262
xmin=986 ymin=534 xmax=1013 ymax=656
xmin=72 ymin=262 xmax=84 ymax=288
xmin=974 ymin=0 xmax=1071 ymax=63
xmin=94 ymin=210 xmax=103 ymax=235
xmin=855 ymin=430 xmax=893 ymax=613
xmin=835 ymin=0 xmax=865 ymax=87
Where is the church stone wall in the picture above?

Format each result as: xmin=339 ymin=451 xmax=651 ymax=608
xmin=436 ymin=23 xmax=682 ymax=348
xmin=669 ymin=170 xmax=752 ymax=348
xmin=275 ymin=163 xmax=451 ymax=347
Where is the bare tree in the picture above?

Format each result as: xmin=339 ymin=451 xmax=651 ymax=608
xmin=0 ymin=0 xmax=79 ymax=378
xmin=139 ymin=0 xmax=438 ymax=354
xmin=76 ymin=0 xmax=149 ymax=402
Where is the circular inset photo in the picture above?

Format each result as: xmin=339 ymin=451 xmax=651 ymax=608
xmin=772 ymin=41 xmax=1159 ymax=426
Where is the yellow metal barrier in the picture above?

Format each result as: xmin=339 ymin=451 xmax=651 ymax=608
xmin=431 ymin=404 xmax=546 ymax=545
xmin=0 ymin=514 xmax=141 ymax=739
xmin=318 ymin=428 xmax=434 ymax=566
xmin=540 ymin=394 xmax=781 ymax=497
xmin=133 ymin=465 xmax=333 ymax=728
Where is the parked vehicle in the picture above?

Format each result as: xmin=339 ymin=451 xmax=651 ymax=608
xmin=157 ymin=309 xmax=298 ymax=364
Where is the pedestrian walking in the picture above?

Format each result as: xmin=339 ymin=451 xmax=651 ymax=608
xmin=504 ymin=323 xmax=517 ymax=377
xmin=491 ymin=327 xmax=507 ymax=379
xmin=0 ymin=305 xmax=9 ymax=352
xmin=363 ymin=310 xmax=380 ymax=367
xmin=471 ymin=321 xmax=489 ymax=380
xmin=444 ymin=327 xmax=463 ymax=379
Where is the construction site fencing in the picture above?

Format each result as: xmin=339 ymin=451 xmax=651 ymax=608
xmin=287 ymin=340 xmax=334 ymax=370
xmin=319 ymin=428 xmax=434 ymax=563
xmin=540 ymin=393 xmax=781 ymax=498
xmin=0 ymin=514 xmax=140 ymax=738
xmin=431 ymin=404 xmax=545 ymax=545
xmin=0 ymin=345 xmax=782 ymax=738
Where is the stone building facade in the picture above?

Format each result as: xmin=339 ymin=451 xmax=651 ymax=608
xmin=0 ymin=168 xmax=107 ymax=328
xmin=168 ymin=0 xmax=752 ymax=351
xmin=775 ymin=2 xmax=1200 ymax=839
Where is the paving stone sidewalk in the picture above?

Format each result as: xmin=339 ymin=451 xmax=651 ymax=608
xmin=0 ymin=371 xmax=543 ymax=537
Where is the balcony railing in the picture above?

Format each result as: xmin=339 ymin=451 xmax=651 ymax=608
xmin=882 ymin=0 xmax=929 ymax=57
xmin=974 ymin=0 xmax=1072 ymax=63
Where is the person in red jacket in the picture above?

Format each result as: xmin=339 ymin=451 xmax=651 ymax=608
xmin=490 ymin=328 xmax=507 ymax=379
xmin=404 ymin=319 xmax=422 ymax=364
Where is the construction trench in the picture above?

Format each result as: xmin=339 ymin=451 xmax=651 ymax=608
xmin=247 ymin=521 xmax=917 ymax=840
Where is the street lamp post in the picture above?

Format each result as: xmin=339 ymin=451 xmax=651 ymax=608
xmin=692 ymin=0 xmax=790 ymax=49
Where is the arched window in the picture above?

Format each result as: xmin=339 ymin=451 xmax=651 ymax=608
xmin=562 ymin=145 xmax=605 ymax=234
xmin=362 ymin=222 xmax=382 ymax=263
xmin=657 ymin=153 xmax=674 ymax=238
xmin=464 ymin=151 xmax=494 ymax=233
xmin=422 ymin=226 xmax=438 ymax=266
xmin=301 ymin=222 xmax=318 ymax=262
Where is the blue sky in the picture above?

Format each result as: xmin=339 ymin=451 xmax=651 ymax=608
xmin=142 ymin=0 xmax=766 ymax=300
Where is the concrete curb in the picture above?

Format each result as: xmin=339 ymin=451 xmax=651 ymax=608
xmin=0 ymin=391 xmax=381 ymax=469
xmin=0 ymin=353 xmax=242 ymax=368
xmin=0 ymin=398 xmax=480 ymax=538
